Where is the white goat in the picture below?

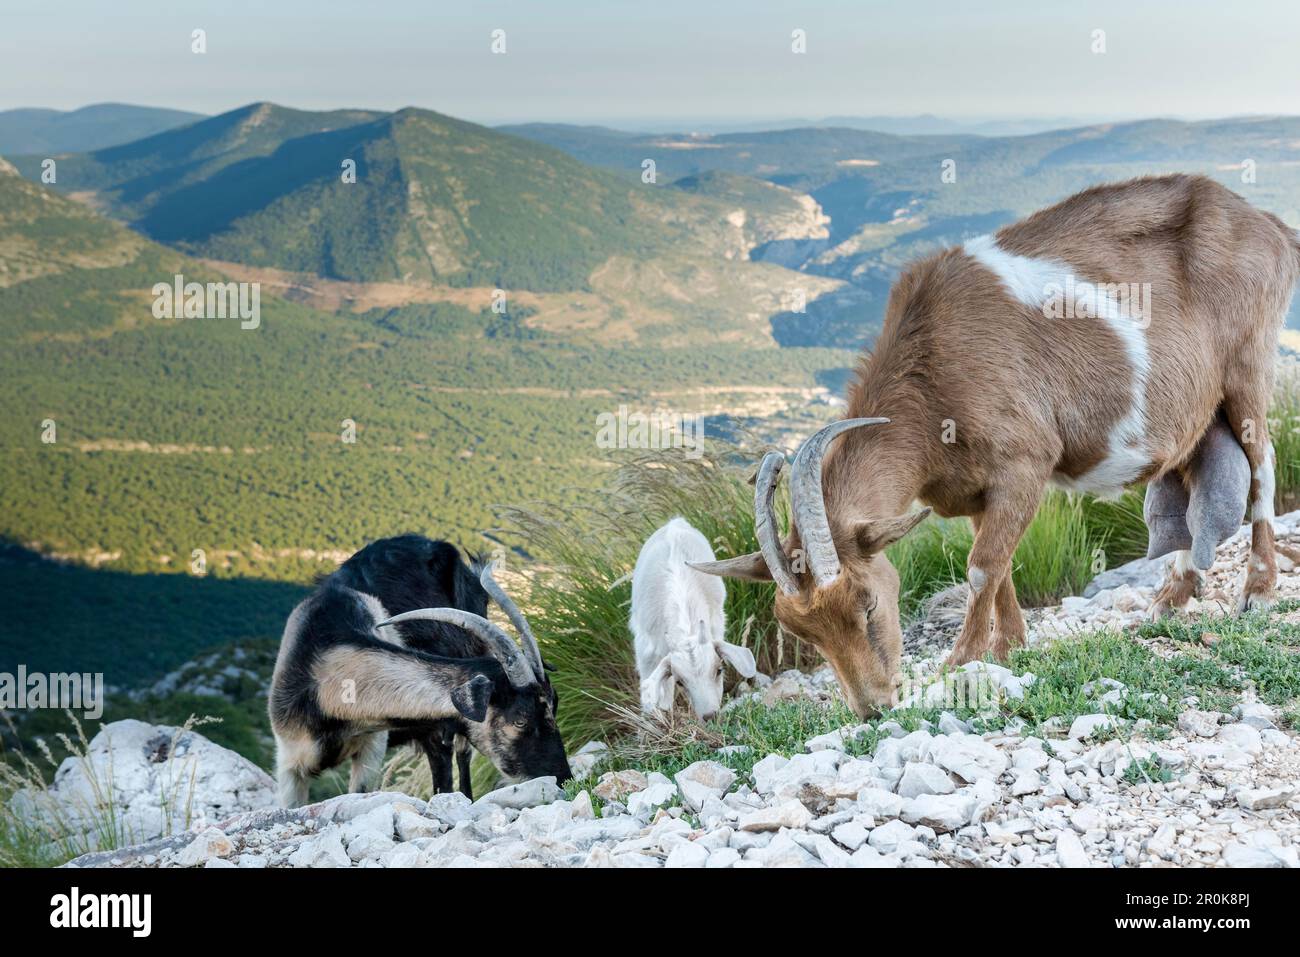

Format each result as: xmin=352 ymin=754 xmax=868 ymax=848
xmin=630 ymin=517 xmax=757 ymax=720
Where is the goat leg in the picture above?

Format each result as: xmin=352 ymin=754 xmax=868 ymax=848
xmin=420 ymin=737 xmax=454 ymax=794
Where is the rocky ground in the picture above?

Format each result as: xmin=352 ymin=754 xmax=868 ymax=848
xmin=44 ymin=517 xmax=1300 ymax=868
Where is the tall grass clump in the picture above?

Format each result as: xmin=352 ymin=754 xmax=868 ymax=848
xmin=0 ymin=711 xmax=213 ymax=868
xmin=1011 ymin=491 xmax=1100 ymax=605
xmin=1271 ymin=368 xmax=1300 ymax=513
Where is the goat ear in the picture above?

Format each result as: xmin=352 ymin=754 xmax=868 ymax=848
xmin=450 ymin=674 xmax=493 ymax=722
xmin=641 ymin=657 xmax=676 ymax=713
xmin=688 ymin=553 xmax=773 ymax=582
xmin=715 ymin=640 xmax=757 ymax=679
xmin=853 ymin=509 xmax=931 ymax=555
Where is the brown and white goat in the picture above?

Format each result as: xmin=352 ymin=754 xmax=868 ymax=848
xmin=695 ymin=174 xmax=1300 ymax=718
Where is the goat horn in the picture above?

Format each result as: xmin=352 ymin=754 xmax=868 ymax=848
xmin=375 ymin=607 xmax=534 ymax=689
xmin=789 ymin=417 xmax=890 ymax=588
xmin=754 ymin=450 xmax=798 ymax=595
xmin=479 ymin=562 xmax=546 ymax=683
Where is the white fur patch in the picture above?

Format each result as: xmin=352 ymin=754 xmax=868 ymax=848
xmin=1173 ymin=549 xmax=1203 ymax=579
xmin=967 ymin=566 xmax=988 ymax=594
xmin=1252 ymin=443 xmax=1276 ymax=522
xmin=964 ymin=234 xmax=1150 ymax=499
xmin=354 ymin=592 xmax=398 ymax=644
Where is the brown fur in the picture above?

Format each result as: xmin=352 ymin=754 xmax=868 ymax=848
xmin=747 ymin=175 xmax=1297 ymax=716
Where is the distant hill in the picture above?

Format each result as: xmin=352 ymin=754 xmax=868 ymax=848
xmin=13 ymin=103 xmax=833 ymax=293
xmin=508 ymin=116 xmax=1300 ymax=342
xmin=0 ymin=103 xmax=204 ymax=154
xmin=499 ymin=122 xmax=969 ymax=188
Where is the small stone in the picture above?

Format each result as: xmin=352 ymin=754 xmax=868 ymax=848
xmin=803 ymin=832 xmax=852 ymax=867
xmin=899 ymin=792 xmax=975 ymax=832
xmin=664 ymin=841 xmax=710 ymax=868
xmin=982 ymin=820 xmax=1022 ymax=844
xmin=1010 ymin=770 xmax=1043 ymax=796
xmin=1012 ymin=748 xmax=1050 ymax=771
xmin=1068 ymin=714 xmax=1122 ymax=740
xmin=1217 ymin=724 xmax=1263 ymax=756
xmin=474 ymin=776 xmax=562 ymax=810
xmin=674 ymin=760 xmax=737 ymax=812
xmin=867 ymin=819 xmax=917 ymax=853
xmin=423 ymin=792 xmax=472 ymax=825
xmin=346 ymin=831 xmax=395 ymax=862
xmin=1055 ymin=829 xmax=1091 ymax=868
xmin=937 ymin=712 xmax=971 ymax=735
xmin=705 ymin=847 xmax=740 ymax=868
xmin=1233 ymin=702 xmax=1276 ymax=730
xmin=848 ymin=845 xmax=898 ymax=868
xmin=1236 ymin=786 xmax=1294 ymax=811
xmin=378 ymin=842 xmax=421 ymax=868
xmin=750 ymin=754 xmax=789 ymax=795
xmin=1146 ymin=824 xmax=1177 ymax=855
xmin=1070 ymin=806 xmax=1105 ymax=834
xmin=626 ymin=774 xmax=678 ymax=817
xmin=897 ymin=762 xmax=956 ymax=799
xmin=176 ymin=827 xmax=234 ymax=867
xmin=593 ymin=769 xmax=648 ymax=802
xmin=287 ymin=827 xmax=351 ymax=869
xmin=806 ymin=724 xmax=869 ymax=752
xmin=738 ymin=800 xmax=813 ymax=832
xmin=394 ymin=808 xmax=441 ymax=842
xmin=745 ymin=831 xmax=820 ymax=867
xmin=831 ymin=820 xmax=871 ymax=851
xmin=1178 ymin=709 xmax=1223 ymax=738
xmin=568 ymin=741 xmax=609 ymax=780
xmin=856 ymin=787 xmax=907 ymax=820
xmin=1262 ymin=728 xmax=1290 ymax=748
xmin=926 ymin=734 xmax=1008 ymax=783
xmin=1222 ymin=842 xmax=1294 ymax=868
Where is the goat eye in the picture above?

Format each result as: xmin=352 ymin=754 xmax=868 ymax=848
xmin=513 ymin=718 xmax=528 ymax=730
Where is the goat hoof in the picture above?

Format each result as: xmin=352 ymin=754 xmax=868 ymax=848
xmin=1237 ymin=590 xmax=1276 ymax=615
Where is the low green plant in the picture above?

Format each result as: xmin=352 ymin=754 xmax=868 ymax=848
xmin=1122 ymin=754 xmax=1174 ymax=786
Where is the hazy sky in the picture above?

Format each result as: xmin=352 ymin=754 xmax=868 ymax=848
xmin=4 ymin=0 xmax=1300 ymax=125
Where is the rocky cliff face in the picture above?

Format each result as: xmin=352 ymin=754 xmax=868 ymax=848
xmin=10 ymin=719 xmax=275 ymax=856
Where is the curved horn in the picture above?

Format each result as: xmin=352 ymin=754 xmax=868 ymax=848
xmin=375 ymin=607 xmax=534 ymax=689
xmin=754 ymin=451 xmax=798 ymax=595
xmin=479 ymin=562 xmax=545 ymax=683
xmin=789 ymin=417 xmax=890 ymax=588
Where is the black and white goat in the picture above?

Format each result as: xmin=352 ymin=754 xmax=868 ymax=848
xmin=269 ymin=537 xmax=571 ymax=807
xmin=326 ymin=536 xmax=489 ymax=797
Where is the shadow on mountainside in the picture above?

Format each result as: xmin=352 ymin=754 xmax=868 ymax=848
xmin=0 ymin=540 xmax=308 ymax=689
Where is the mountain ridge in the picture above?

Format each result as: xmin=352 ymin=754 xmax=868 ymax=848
xmin=0 ymin=103 xmax=205 ymax=154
